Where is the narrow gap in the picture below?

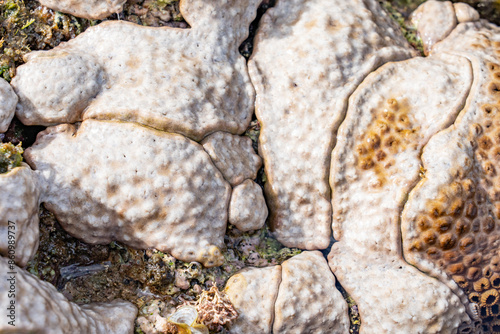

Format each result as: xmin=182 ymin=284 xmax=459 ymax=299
xmin=239 ymin=0 xmax=276 ymax=60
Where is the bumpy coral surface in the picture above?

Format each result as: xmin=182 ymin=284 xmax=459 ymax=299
xmin=39 ymin=0 xmax=126 ymax=20
xmin=248 ymin=0 xmax=416 ymax=250
xmin=0 ymin=257 xmax=137 ymax=333
xmin=12 ymin=0 xmax=260 ymax=141
xmin=402 ymin=19 xmax=500 ymax=333
xmin=225 ymin=265 xmax=281 ymax=334
xmin=0 ymin=163 xmax=39 ymax=267
xmin=25 ymin=120 xmax=230 ymax=267
xmin=229 ymin=179 xmax=268 ymax=232
xmin=328 ymin=51 xmax=472 ymax=333
xmin=202 ymin=131 xmax=262 ymax=187
xmin=411 ymin=0 xmax=457 ymax=54
xmin=0 ymin=78 xmax=17 ymax=132
xmin=225 ymin=251 xmax=349 ymax=334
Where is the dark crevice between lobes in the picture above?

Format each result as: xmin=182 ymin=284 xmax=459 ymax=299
xmin=238 ymin=0 xmax=276 ymax=60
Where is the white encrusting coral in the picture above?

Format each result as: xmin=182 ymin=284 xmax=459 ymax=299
xmin=248 ymin=0 xmax=416 ymax=250
xmin=225 ymin=251 xmax=349 ymax=334
xmin=39 ymin=0 xmax=127 ymax=20
xmin=12 ymin=0 xmax=261 ymax=141
xmin=229 ymin=179 xmax=268 ymax=232
xmin=0 ymin=257 xmax=137 ymax=333
xmin=25 ymin=120 xmax=230 ymax=267
xmin=0 ymin=78 xmax=17 ymax=133
xmin=0 ymin=163 xmax=40 ymax=267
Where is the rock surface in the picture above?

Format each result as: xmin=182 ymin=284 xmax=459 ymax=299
xmin=12 ymin=0 xmax=260 ymax=141
xmin=0 ymin=78 xmax=17 ymax=133
xmin=202 ymin=131 xmax=262 ymax=186
xmin=273 ymin=251 xmax=349 ymax=334
xmin=249 ymin=0 xmax=415 ymax=250
xmin=39 ymin=0 xmax=127 ymax=20
xmin=0 ymin=164 xmax=40 ymax=267
xmin=25 ymin=120 xmax=230 ymax=267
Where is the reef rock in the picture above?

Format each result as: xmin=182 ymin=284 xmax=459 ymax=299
xmin=0 ymin=78 xmax=17 ymax=133
xmin=12 ymin=0 xmax=260 ymax=141
xmin=248 ymin=0 xmax=415 ymax=250
xmin=328 ymin=52 xmax=473 ymax=332
xmin=402 ymin=20 xmax=500 ymax=333
xmin=0 ymin=164 xmax=40 ymax=267
xmin=229 ymin=179 xmax=268 ymax=232
xmin=39 ymin=0 xmax=126 ymax=20
xmin=202 ymin=131 xmax=262 ymax=186
xmin=0 ymin=257 xmax=137 ymax=333
xmin=25 ymin=120 xmax=230 ymax=267
xmin=225 ymin=252 xmax=349 ymax=333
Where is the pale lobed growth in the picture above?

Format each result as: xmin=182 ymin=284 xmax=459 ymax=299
xmin=0 ymin=78 xmax=17 ymax=133
xmin=328 ymin=52 xmax=473 ymax=332
xmin=25 ymin=120 xmax=230 ymax=267
xmin=0 ymin=257 xmax=137 ymax=333
xmin=39 ymin=0 xmax=126 ymax=20
xmin=225 ymin=252 xmax=349 ymax=334
xmin=249 ymin=0 xmax=416 ymax=250
xmin=402 ymin=19 xmax=500 ymax=333
xmin=0 ymin=164 xmax=40 ymax=267
xmin=229 ymin=179 xmax=268 ymax=232
xmin=201 ymin=131 xmax=262 ymax=187
xmin=12 ymin=0 xmax=261 ymax=141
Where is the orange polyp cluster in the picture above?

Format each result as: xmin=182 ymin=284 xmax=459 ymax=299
xmin=409 ymin=61 xmax=500 ymax=332
xmin=355 ymin=98 xmax=419 ymax=187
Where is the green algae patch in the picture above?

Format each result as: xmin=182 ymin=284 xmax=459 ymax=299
xmin=0 ymin=142 xmax=23 ymax=173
